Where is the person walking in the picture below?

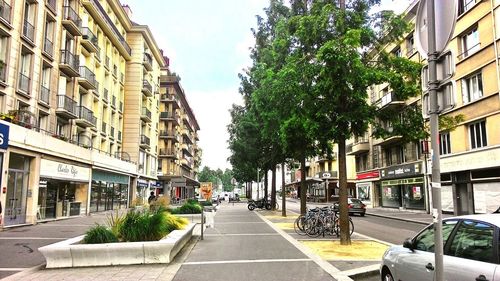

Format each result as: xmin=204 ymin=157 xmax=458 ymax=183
xmin=148 ymin=191 xmax=156 ymax=204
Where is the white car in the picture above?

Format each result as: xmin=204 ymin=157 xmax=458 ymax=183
xmin=381 ymin=214 xmax=500 ymax=281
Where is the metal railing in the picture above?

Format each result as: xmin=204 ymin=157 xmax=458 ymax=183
xmin=457 ymin=42 xmax=481 ymax=60
xmin=140 ymin=134 xmax=150 ymax=146
xmin=57 ymin=95 xmax=77 ymax=115
xmin=160 ymin=111 xmax=178 ymax=119
xmin=44 ymin=37 xmax=53 ymax=57
xmin=23 ymin=20 xmax=35 ymax=42
xmin=62 ymin=5 xmax=82 ymax=28
xmin=0 ymin=0 xmax=12 ymax=23
xmin=143 ymin=53 xmax=153 ymax=66
xmin=142 ymin=79 xmax=152 ymax=92
xmin=141 ymin=107 xmax=151 ymax=120
xmin=159 ymin=148 xmax=177 ymax=155
xmin=60 ymin=50 xmax=79 ymax=71
xmin=18 ymin=72 xmax=30 ymax=94
xmin=79 ymin=66 xmax=97 ymax=87
xmin=89 ymin=0 xmax=130 ymax=55
xmin=40 ymin=85 xmax=50 ymax=104
xmin=81 ymin=27 xmax=98 ymax=47
xmin=77 ymin=105 xmax=95 ymax=125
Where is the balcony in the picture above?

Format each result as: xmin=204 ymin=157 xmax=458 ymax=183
xmin=159 ymin=148 xmax=178 ymax=159
xmin=17 ymin=73 xmax=30 ymax=95
xmin=346 ymin=140 xmax=370 ymax=156
xmin=0 ymin=0 xmax=12 ymax=24
xmin=56 ymin=95 xmax=78 ymax=119
xmin=374 ymin=126 xmax=403 ymax=147
xmin=159 ymin=130 xmax=179 ymax=142
xmin=39 ymin=85 xmax=50 ymax=105
xmin=141 ymin=107 xmax=152 ymax=122
xmin=375 ymin=92 xmax=405 ymax=111
xmin=81 ymin=0 xmax=131 ymax=58
xmin=62 ymin=6 xmax=82 ymax=36
xmin=60 ymin=50 xmax=80 ymax=77
xmin=142 ymin=80 xmax=153 ymax=96
xmin=181 ymin=158 xmax=193 ymax=168
xmin=143 ymin=53 xmax=153 ymax=71
xmin=46 ymin=0 xmax=56 ymax=14
xmin=160 ymin=94 xmax=180 ymax=109
xmin=182 ymin=129 xmax=193 ymax=144
xmin=182 ymin=144 xmax=193 ymax=157
xmin=75 ymin=105 xmax=97 ymax=128
xmin=81 ymin=27 xmax=98 ymax=53
xmin=159 ymin=111 xmax=179 ymax=125
xmin=92 ymin=86 xmax=100 ymax=99
xmin=8 ymin=110 xmax=37 ymax=128
xmin=43 ymin=37 xmax=54 ymax=58
xmin=22 ymin=20 xmax=35 ymax=43
xmin=72 ymin=134 xmax=92 ymax=149
xmin=78 ymin=66 xmax=97 ymax=89
xmin=140 ymin=134 xmax=150 ymax=149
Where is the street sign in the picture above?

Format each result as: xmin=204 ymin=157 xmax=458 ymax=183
xmin=0 ymin=122 xmax=9 ymax=150
xmin=415 ymin=0 xmax=457 ymax=58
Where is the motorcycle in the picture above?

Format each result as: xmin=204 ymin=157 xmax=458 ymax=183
xmin=247 ymin=198 xmax=272 ymax=211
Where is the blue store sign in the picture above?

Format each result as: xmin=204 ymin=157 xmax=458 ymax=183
xmin=0 ymin=122 xmax=9 ymax=150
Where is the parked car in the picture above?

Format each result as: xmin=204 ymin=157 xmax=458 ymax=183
xmin=333 ymin=198 xmax=366 ymax=216
xmin=380 ymin=214 xmax=500 ymax=281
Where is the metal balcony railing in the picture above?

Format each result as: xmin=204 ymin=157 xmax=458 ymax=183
xmin=143 ymin=53 xmax=153 ymax=66
xmin=57 ymin=95 xmax=77 ymax=115
xmin=40 ymin=85 xmax=50 ymax=104
xmin=18 ymin=73 xmax=30 ymax=94
xmin=141 ymin=107 xmax=151 ymax=120
xmin=44 ymin=37 xmax=53 ymax=57
xmin=77 ymin=105 xmax=95 ymax=124
xmin=140 ymin=134 xmax=150 ymax=146
xmin=0 ymin=0 xmax=12 ymax=23
xmin=159 ymin=148 xmax=177 ymax=155
xmin=23 ymin=20 xmax=35 ymax=42
xmin=79 ymin=66 xmax=97 ymax=87
xmin=81 ymin=27 xmax=98 ymax=46
xmin=142 ymin=79 xmax=152 ymax=92
xmin=62 ymin=6 xmax=82 ymax=28
xmin=60 ymin=50 xmax=79 ymax=71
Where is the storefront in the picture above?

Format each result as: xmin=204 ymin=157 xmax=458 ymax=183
xmin=379 ymin=162 xmax=426 ymax=210
xmin=4 ymin=152 xmax=33 ymax=226
xmin=38 ymin=159 xmax=90 ymax=220
xmin=136 ymin=179 xmax=149 ymax=204
xmin=355 ymin=170 xmax=380 ymax=207
xmin=90 ymin=170 xmax=130 ymax=213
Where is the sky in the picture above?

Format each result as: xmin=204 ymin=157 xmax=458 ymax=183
xmin=123 ymin=0 xmax=413 ymax=170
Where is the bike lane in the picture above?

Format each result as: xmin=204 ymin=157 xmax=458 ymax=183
xmin=172 ymin=203 xmax=338 ymax=281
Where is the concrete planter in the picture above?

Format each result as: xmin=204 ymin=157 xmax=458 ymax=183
xmin=39 ymin=223 xmax=196 ymax=268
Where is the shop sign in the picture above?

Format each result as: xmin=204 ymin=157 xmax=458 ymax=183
xmin=137 ymin=180 xmax=149 ymax=188
xmin=381 ymin=177 xmax=424 ymax=186
xmin=40 ymin=159 xmax=90 ymax=182
xmin=0 ymin=122 xmax=9 ymax=150
xmin=380 ymin=162 xmax=422 ymax=180
xmin=356 ymin=170 xmax=380 ymax=180
xmin=316 ymin=171 xmax=337 ymax=179
xmin=172 ymin=177 xmax=186 ymax=187
xmin=39 ymin=180 xmax=48 ymax=188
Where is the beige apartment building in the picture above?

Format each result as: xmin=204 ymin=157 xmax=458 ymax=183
xmin=0 ymin=0 xmax=177 ymax=228
xmin=158 ymin=60 xmax=200 ymax=201
xmin=349 ymin=0 xmax=500 ymax=215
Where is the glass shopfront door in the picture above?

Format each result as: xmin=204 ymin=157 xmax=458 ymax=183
xmin=5 ymin=153 xmax=31 ymax=226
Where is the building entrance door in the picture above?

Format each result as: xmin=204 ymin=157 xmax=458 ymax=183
xmin=455 ymin=183 xmax=469 ymax=215
xmin=5 ymin=170 xmax=28 ymax=226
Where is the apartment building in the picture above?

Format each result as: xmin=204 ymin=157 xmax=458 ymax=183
xmin=349 ymin=0 xmax=500 ymax=215
xmin=158 ymin=59 xmax=200 ymax=200
xmin=123 ymin=17 xmax=163 ymax=203
xmin=0 ymin=0 xmax=174 ymax=228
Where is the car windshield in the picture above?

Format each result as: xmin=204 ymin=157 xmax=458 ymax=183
xmin=350 ymin=199 xmax=363 ymax=204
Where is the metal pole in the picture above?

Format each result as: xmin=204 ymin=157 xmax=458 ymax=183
xmin=257 ymin=169 xmax=260 ymax=199
xmin=201 ymin=209 xmax=204 ymax=240
xmin=427 ymin=0 xmax=444 ymax=279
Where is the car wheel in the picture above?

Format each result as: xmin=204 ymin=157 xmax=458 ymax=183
xmin=360 ymin=213 xmax=365 ymax=217
xmin=382 ymin=268 xmax=394 ymax=281
xmin=248 ymin=204 xmax=255 ymax=211
xmin=265 ymin=203 xmax=272 ymax=210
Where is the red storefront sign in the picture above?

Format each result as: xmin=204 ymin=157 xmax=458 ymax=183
xmin=356 ymin=170 xmax=380 ymax=180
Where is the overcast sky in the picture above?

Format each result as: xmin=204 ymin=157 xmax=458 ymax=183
xmin=123 ymin=0 xmax=413 ymax=170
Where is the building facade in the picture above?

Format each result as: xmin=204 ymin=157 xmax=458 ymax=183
xmin=158 ymin=59 xmax=200 ymax=201
xmin=349 ymin=0 xmax=500 ymax=215
xmin=0 ymin=0 xmax=195 ymax=228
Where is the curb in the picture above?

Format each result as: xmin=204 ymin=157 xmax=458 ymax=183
xmin=365 ymin=213 xmax=430 ymax=225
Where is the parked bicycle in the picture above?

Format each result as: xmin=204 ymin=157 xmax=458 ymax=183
xmin=294 ymin=205 xmax=354 ymax=238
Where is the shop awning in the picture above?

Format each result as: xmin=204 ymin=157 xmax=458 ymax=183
xmin=285 ymin=177 xmax=323 ymax=187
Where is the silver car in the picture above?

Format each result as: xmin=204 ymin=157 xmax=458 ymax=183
xmin=381 ymin=214 xmax=500 ymax=281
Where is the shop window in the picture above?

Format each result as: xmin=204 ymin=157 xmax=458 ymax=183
xmin=461 ymin=72 xmax=482 ymax=104
xmin=440 ymin=132 xmax=451 ymax=155
xmin=469 ymin=120 xmax=487 ymax=149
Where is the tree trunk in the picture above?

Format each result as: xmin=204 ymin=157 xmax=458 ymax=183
xmin=271 ymin=164 xmax=277 ymax=211
xmin=264 ymin=171 xmax=269 ymax=199
xmin=282 ymin=162 xmax=287 ymax=217
xmin=300 ymin=155 xmax=307 ymax=215
xmin=338 ymin=137 xmax=351 ymax=245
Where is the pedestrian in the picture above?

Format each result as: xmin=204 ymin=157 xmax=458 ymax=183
xmin=148 ymin=191 xmax=156 ymax=204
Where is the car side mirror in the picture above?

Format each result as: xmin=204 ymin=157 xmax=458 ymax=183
xmin=403 ymin=238 xmax=415 ymax=251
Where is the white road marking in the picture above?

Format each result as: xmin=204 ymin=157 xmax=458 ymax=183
xmin=183 ymin=258 xmax=311 ymax=265
xmin=0 ymin=237 xmax=67 ymax=240
xmin=0 ymin=268 xmax=30 ymax=271
xmin=204 ymin=233 xmax=280 ymax=236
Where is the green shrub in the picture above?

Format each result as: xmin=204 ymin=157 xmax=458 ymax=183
xmin=199 ymin=200 xmax=213 ymax=207
xmin=105 ymin=210 xmax=125 ymax=239
xmin=186 ymin=199 xmax=198 ymax=205
xmin=179 ymin=202 xmax=202 ymax=214
xmin=83 ymin=224 xmax=118 ymax=244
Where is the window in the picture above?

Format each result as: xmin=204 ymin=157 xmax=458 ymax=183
xmin=18 ymin=50 xmax=32 ymax=94
xmin=43 ymin=17 xmax=55 ymax=57
xmin=461 ymin=27 xmax=479 ymax=59
xmin=413 ymin=220 xmax=457 ymax=252
xmin=440 ymin=132 xmax=451 ymax=155
xmin=22 ymin=1 xmax=36 ymax=42
xmin=356 ymin=154 xmax=368 ymax=172
xmin=406 ymin=35 xmax=414 ymax=56
xmin=459 ymin=0 xmax=476 ymax=16
xmin=0 ymin=34 xmax=8 ymax=82
xmin=462 ymin=72 xmax=483 ymax=104
xmin=469 ymin=120 xmax=487 ymax=149
xmin=392 ymin=47 xmax=402 ymax=57
xmin=40 ymin=65 xmax=51 ymax=104
xmin=448 ymin=220 xmax=494 ymax=263
xmin=38 ymin=111 xmax=48 ymax=132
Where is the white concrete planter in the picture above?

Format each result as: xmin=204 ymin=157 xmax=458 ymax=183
xmin=39 ymin=223 xmax=196 ymax=268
